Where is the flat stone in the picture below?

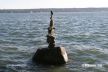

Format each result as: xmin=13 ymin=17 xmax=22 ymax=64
xmin=32 ymin=47 xmax=68 ymax=65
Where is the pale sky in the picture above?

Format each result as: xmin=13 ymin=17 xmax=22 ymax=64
xmin=0 ymin=0 xmax=108 ymax=9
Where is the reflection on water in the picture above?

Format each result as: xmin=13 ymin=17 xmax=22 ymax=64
xmin=0 ymin=12 xmax=108 ymax=72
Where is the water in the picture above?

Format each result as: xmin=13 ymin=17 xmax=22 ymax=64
xmin=0 ymin=12 xmax=108 ymax=72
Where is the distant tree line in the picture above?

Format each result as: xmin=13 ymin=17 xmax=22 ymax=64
xmin=0 ymin=8 xmax=108 ymax=13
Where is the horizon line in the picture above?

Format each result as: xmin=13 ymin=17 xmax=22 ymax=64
xmin=0 ymin=7 xmax=108 ymax=10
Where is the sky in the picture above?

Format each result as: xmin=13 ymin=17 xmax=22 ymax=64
xmin=0 ymin=0 xmax=108 ymax=9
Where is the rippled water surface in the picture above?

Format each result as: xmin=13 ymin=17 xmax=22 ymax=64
xmin=0 ymin=12 xmax=108 ymax=72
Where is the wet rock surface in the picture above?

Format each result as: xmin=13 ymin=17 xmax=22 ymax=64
xmin=32 ymin=47 xmax=68 ymax=65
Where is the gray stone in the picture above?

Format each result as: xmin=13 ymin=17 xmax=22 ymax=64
xmin=32 ymin=47 xmax=68 ymax=65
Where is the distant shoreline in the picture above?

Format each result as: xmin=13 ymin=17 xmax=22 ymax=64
xmin=0 ymin=8 xmax=108 ymax=13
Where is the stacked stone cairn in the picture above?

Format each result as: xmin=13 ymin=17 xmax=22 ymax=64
xmin=32 ymin=11 xmax=68 ymax=65
xmin=47 ymin=11 xmax=55 ymax=49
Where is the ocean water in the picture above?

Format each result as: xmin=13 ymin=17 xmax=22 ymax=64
xmin=0 ymin=12 xmax=108 ymax=72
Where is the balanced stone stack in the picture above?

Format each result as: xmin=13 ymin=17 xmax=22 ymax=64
xmin=47 ymin=11 xmax=55 ymax=49
xmin=32 ymin=11 xmax=68 ymax=65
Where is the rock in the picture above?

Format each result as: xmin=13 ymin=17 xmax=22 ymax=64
xmin=32 ymin=11 xmax=68 ymax=65
xmin=32 ymin=47 xmax=68 ymax=65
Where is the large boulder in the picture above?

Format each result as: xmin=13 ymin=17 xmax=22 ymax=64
xmin=32 ymin=47 xmax=68 ymax=65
